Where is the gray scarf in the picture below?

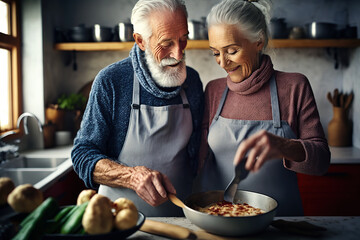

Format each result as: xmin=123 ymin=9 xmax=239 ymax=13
xmin=130 ymin=44 xmax=181 ymax=99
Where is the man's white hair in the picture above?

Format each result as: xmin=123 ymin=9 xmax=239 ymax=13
xmin=131 ymin=0 xmax=188 ymax=42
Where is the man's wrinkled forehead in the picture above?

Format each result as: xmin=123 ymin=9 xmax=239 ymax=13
xmin=148 ymin=8 xmax=188 ymax=39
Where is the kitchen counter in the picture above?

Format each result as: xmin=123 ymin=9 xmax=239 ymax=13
xmin=329 ymin=146 xmax=360 ymax=164
xmin=21 ymin=145 xmax=73 ymax=191
xmin=21 ymin=144 xmax=73 ymax=158
xmin=22 ymin=145 xmax=360 ymax=191
xmin=129 ymin=216 xmax=360 ymax=240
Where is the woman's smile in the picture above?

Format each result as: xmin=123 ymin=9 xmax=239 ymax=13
xmin=227 ymin=65 xmax=240 ymax=74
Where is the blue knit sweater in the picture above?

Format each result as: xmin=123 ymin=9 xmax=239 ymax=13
xmin=71 ymin=45 xmax=204 ymax=189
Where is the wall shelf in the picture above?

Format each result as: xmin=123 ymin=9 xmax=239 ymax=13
xmin=54 ymin=39 xmax=360 ymax=51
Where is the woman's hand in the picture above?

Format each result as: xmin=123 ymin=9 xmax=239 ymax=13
xmin=130 ymin=166 xmax=176 ymax=206
xmin=233 ymin=130 xmax=305 ymax=172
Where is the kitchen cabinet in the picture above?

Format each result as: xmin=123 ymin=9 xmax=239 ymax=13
xmin=54 ymin=39 xmax=360 ymax=51
xmin=297 ymin=164 xmax=360 ymax=216
xmin=43 ymin=169 xmax=86 ymax=206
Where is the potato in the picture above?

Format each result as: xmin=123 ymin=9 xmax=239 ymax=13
xmin=76 ymin=189 xmax=96 ymax=205
xmin=114 ymin=208 xmax=138 ymax=230
xmin=82 ymin=194 xmax=114 ymax=234
xmin=7 ymin=184 xmax=43 ymax=213
xmin=113 ymin=197 xmax=137 ymax=215
xmin=0 ymin=177 xmax=15 ymax=205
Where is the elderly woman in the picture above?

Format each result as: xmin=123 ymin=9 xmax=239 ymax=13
xmin=197 ymin=0 xmax=330 ymax=216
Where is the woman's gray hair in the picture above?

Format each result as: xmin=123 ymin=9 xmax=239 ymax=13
xmin=207 ymin=0 xmax=271 ymax=51
xmin=131 ymin=0 xmax=188 ymax=42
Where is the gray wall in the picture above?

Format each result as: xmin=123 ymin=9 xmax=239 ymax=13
xmin=22 ymin=0 xmax=360 ymax=148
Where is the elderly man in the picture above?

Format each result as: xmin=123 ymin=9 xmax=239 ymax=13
xmin=71 ymin=0 xmax=204 ymax=217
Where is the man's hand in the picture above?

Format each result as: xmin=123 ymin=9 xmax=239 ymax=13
xmin=130 ymin=166 xmax=176 ymax=206
xmin=93 ymin=159 xmax=176 ymax=207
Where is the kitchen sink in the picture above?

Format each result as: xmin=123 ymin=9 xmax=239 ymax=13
xmin=0 ymin=169 xmax=54 ymax=186
xmin=0 ymin=156 xmax=72 ymax=190
xmin=0 ymin=156 xmax=68 ymax=169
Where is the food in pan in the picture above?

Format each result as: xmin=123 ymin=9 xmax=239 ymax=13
xmin=196 ymin=200 xmax=264 ymax=217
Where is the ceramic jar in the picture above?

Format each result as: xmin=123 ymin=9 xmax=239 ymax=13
xmin=328 ymin=107 xmax=352 ymax=146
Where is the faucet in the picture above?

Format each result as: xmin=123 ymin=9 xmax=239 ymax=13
xmin=17 ymin=112 xmax=43 ymax=135
xmin=0 ymin=112 xmax=43 ymax=162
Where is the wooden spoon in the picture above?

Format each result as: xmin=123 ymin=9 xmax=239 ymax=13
xmin=344 ymin=92 xmax=354 ymax=110
xmin=327 ymin=92 xmax=333 ymax=105
xmin=333 ymin=88 xmax=339 ymax=107
xmin=339 ymin=93 xmax=344 ymax=108
xmin=168 ymin=193 xmax=185 ymax=208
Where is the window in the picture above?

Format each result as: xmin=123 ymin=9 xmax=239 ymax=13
xmin=0 ymin=0 xmax=21 ymax=133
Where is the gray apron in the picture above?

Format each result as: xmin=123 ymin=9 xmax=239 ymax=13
xmin=199 ymin=75 xmax=303 ymax=216
xmin=99 ymin=74 xmax=193 ymax=217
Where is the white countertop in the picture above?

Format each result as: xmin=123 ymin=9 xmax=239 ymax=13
xmin=330 ymin=146 xmax=360 ymax=164
xmin=21 ymin=145 xmax=73 ymax=158
xmin=130 ymin=216 xmax=360 ymax=240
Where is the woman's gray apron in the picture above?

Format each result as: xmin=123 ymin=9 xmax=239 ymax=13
xmin=99 ymin=74 xmax=193 ymax=217
xmin=199 ymin=75 xmax=303 ymax=216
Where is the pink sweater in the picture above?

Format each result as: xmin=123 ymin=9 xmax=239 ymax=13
xmin=199 ymin=55 xmax=330 ymax=175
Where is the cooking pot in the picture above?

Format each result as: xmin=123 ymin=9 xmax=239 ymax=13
xmin=68 ymin=25 xmax=92 ymax=42
xmin=92 ymin=24 xmax=113 ymax=42
xmin=305 ymin=22 xmax=337 ymax=39
xmin=188 ymin=20 xmax=205 ymax=40
xmin=180 ymin=190 xmax=278 ymax=236
xmin=117 ymin=22 xmax=134 ymax=42
xmin=270 ymin=18 xmax=287 ymax=39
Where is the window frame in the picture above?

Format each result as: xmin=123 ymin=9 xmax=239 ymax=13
xmin=0 ymin=0 xmax=22 ymax=134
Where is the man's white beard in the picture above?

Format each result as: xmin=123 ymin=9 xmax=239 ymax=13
xmin=145 ymin=46 xmax=187 ymax=88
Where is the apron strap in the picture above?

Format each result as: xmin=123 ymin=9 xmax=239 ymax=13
xmin=269 ymin=74 xmax=281 ymax=128
xmin=180 ymin=89 xmax=190 ymax=108
xmin=132 ymin=74 xmax=140 ymax=109
xmin=213 ymin=86 xmax=229 ymax=121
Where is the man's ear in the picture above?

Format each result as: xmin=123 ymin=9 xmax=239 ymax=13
xmin=133 ymin=33 xmax=146 ymax=51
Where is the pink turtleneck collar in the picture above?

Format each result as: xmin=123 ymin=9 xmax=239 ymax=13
xmin=226 ymin=55 xmax=275 ymax=95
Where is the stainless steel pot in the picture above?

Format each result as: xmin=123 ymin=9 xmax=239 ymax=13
xmin=118 ymin=22 xmax=134 ymax=42
xmin=182 ymin=190 xmax=278 ymax=236
xmin=305 ymin=22 xmax=337 ymax=39
xmin=68 ymin=25 xmax=92 ymax=42
xmin=92 ymin=24 xmax=113 ymax=42
xmin=188 ymin=20 xmax=203 ymax=40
